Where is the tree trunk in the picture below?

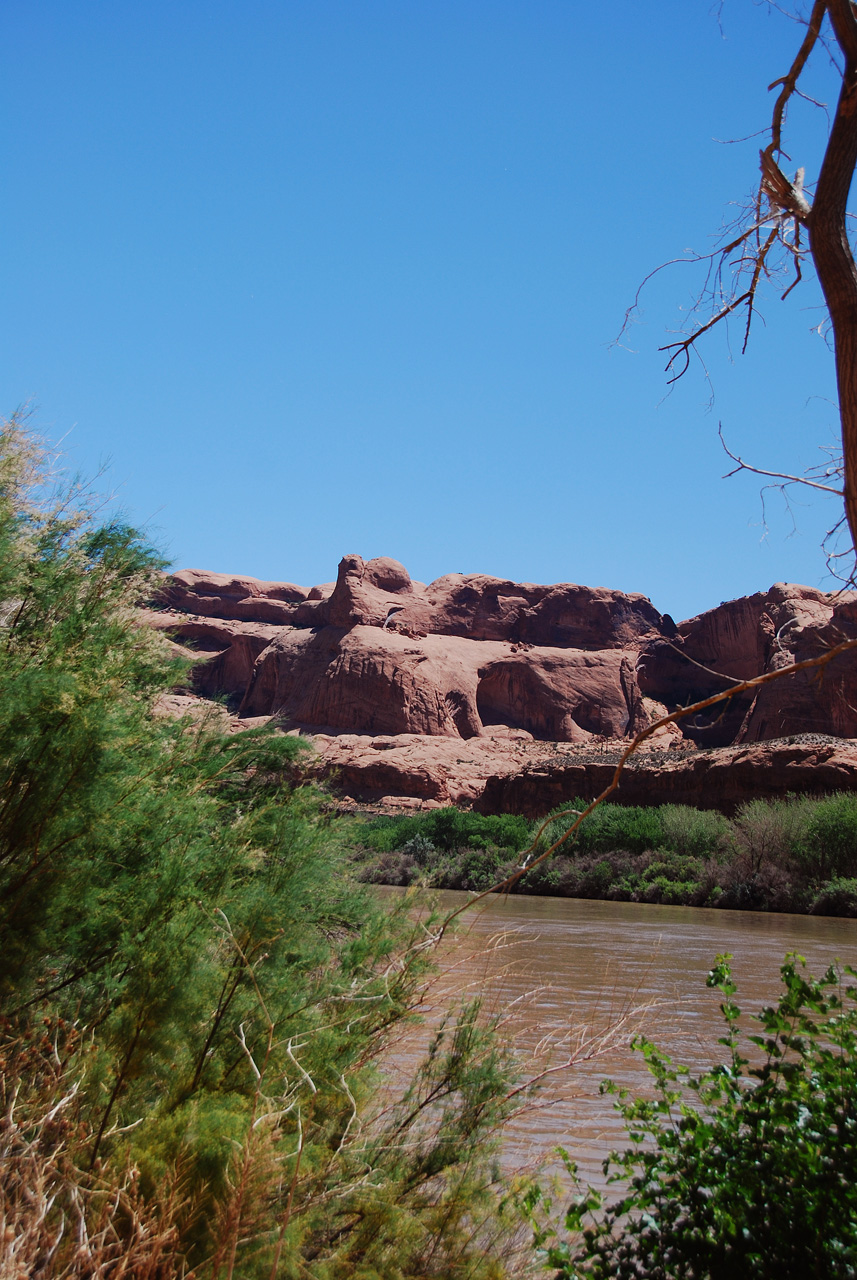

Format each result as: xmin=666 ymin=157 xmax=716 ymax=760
xmin=809 ymin=13 xmax=857 ymax=555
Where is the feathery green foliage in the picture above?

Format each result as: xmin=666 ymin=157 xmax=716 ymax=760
xmin=0 ymin=418 xmax=526 ymax=1278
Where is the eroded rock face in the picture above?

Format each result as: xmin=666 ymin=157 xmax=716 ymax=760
xmin=477 ymin=739 xmax=857 ymax=817
xmin=236 ymin=629 xmax=647 ymax=742
xmin=153 ymin=555 xmax=663 ymax=743
xmin=636 ymin=583 xmax=857 ymax=746
xmin=150 ymin=558 xmax=857 ymax=781
xmin=142 ymin=609 xmax=282 ymax=697
xmin=372 ymin=574 xmax=667 ymax=647
xmin=157 ymin=557 xmax=669 ymax=650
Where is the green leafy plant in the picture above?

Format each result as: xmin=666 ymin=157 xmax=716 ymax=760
xmin=801 ymin=793 xmax=857 ymax=883
xmin=811 ymin=875 xmax=857 ymax=917
xmin=530 ymin=954 xmax=857 ymax=1279
xmin=660 ymin=805 xmax=729 ymax=860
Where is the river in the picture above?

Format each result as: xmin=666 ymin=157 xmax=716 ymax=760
xmin=376 ymin=887 xmax=857 ymax=1190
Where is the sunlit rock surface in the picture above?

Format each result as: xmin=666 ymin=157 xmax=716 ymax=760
xmin=147 ymin=558 xmax=857 ymax=810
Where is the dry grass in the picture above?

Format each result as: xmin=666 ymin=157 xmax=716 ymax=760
xmin=0 ymin=1023 xmax=191 ymax=1280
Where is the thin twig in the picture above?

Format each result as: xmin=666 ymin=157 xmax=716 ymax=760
xmin=719 ymin=423 xmax=843 ymax=494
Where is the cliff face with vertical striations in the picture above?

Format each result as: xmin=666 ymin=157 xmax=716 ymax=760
xmin=143 ymin=555 xmax=857 ymax=809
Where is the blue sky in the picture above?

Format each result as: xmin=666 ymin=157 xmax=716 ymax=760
xmin=2 ymin=1 xmax=849 ymax=620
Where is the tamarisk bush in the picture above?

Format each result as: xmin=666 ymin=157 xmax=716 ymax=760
xmin=0 ymin=418 xmax=526 ymax=1278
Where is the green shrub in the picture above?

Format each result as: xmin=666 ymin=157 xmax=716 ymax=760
xmin=801 ymin=793 xmax=857 ymax=882
xmin=531 ymin=955 xmax=857 ymax=1279
xmin=522 ymin=857 xmax=568 ymax=892
xmin=530 ymin=801 xmax=590 ymax=856
xmin=361 ymin=807 xmax=532 ymax=856
xmin=810 ymin=875 xmax=857 ymax=917
xmin=438 ymin=847 xmax=512 ymax=892
xmin=356 ymin=794 xmax=857 ymax=916
xmin=575 ymin=804 xmax=665 ymax=855
xmin=400 ymin=832 xmax=438 ymax=866
xmin=640 ymin=876 xmax=698 ymax=905
xmin=642 ymin=851 xmax=704 ymax=884
xmin=635 ymin=852 xmax=703 ymax=905
xmin=0 ymin=420 xmax=524 ymax=1279
xmin=660 ymin=804 xmax=729 ymax=858
xmin=728 ymin=796 xmax=811 ymax=879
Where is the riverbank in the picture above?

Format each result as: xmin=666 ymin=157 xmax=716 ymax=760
xmin=346 ymin=794 xmax=857 ymax=916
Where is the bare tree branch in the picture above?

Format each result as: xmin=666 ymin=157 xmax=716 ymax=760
xmin=623 ymin=1 xmax=857 ymax=565
xmin=719 ymin=422 xmax=844 ymax=493
xmin=767 ymin=0 xmax=828 ymax=156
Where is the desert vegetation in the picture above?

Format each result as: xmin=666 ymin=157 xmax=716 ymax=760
xmin=0 ymin=418 xmax=532 ymax=1277
xmin=527 ymin=954 xmax=857 ymax=1279
xmin=3 ymin=411 xmax=857 ymax=1278
xmin=350 ymin=794 xmax=857 ymax=915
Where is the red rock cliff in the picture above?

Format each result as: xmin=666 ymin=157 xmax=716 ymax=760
xmin=150 ymin=557 xmax=857 ymax=749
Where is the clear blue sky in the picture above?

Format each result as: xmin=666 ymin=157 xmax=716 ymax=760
xmin=2 ymin=1 xmax=848 ymax=620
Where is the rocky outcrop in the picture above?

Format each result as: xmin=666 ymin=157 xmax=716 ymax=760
xmin=148 ymin=557 xmax=857 ymax=809
xmin=153 ymin=555 xmax=663 ymax=744
xmin=314 ymin=728 xmax=554 ymax=807
xmin=236 ymin=628 xmax=647 ymax=741
xmin=141 ymin=609 xmax=282 ymax=697
xmin=477 ymin=738 xmax=857 ymax=817
xmin=161 ymin=570 xmax=309 ymax=626
xmin=160 ymin=556 xmax=669 ymax=650
xmin=636 ymin=583 xmax=857 ymax=746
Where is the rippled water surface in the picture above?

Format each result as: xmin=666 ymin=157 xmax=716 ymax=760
xmin=375 ymin=888 xmax=857 ymax=1189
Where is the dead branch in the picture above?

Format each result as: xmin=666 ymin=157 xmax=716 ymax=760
xmin=767 ymin=0 xmax=828 ymax=156
xmin=620 ymin=2 xmax=857 ymax=565
xmin=661 ymin=289 xmax=755 ymax=381
xmin=719 ymin=422 xmax=844 ymax=493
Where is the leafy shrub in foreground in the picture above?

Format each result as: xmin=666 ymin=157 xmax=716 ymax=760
xmin=531 ymin=955 xmax=857 ymax=1279
xmin=0 ymin=419 xmax=525 ymax=1279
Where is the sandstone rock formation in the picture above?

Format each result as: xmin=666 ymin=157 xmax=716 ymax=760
xmin=636 ymin=583 xmax=857 ymax=746
xmin=477 ymin=738 xmax=857 ymax=817
xmin=155 ymin=555 xmax=663 ymax=744
xmin=313 ymin=727 xmax=555 ymax=807
xmin=148 ymin=555 xmax=857 ymax=811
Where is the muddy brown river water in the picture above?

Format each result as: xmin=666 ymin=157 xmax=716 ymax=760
xmin=376 ymin=888 xmax=857 ymax=1190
